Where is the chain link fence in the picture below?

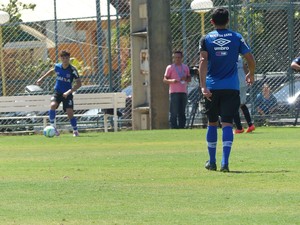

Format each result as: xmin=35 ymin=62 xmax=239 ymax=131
xmin=0 ymin=0 xmax=132 ymax=131
xmin=0 ymin=0 xmax=299 ymax=132
xmin=171 ymin=0 xmax=300 ymax=127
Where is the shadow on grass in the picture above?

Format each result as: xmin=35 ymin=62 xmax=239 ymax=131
xmin=229 ymin=170 xmax=290 ymax=174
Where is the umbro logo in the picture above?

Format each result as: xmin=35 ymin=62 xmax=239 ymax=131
xmin=213 ymin=38 xmax=231 ymax=47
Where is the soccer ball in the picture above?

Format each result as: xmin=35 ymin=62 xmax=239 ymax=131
xmin=43 ymin=126 xmax=55 ymax=138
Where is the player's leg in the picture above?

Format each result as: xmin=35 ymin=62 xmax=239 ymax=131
xmin=204 ymin=90 xmax=219 ymax=171
xmin=50 ymin=93 xmax=61 ymax=136
xmin=219 ymin=90 xmax=240 ymax=172
xmin=240 ymin=87 xmax=255 ymax=132
xmin=64 ymin=95 xmax=79 ymax=136
xmin=233 ymin=109 xmax=244 ymax=133
xmin=241 ymin=104 xmax=255 ymax=132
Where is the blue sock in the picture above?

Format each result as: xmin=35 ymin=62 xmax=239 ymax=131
xmin=49 ymin=110 xmax=56 ymax=125
xmin=206 ymin=126 xmax=218 ymax=164
xmin=70 ymin=117 xmax=78 ymax=131
xmin=222 ymin=126 xmax=233 ymax=166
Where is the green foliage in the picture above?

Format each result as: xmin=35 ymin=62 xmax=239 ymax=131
xmin=121 ymin=57 xmax=131 ymax=88
xmin=70 ymin=57 xmax=91 ymax=76
xmin=0 ymin=127 xmax=299 ymax=224
xmin=235 ymin=5 xmax=264 ymax=41
xmin=0 ymin=0 xmax=36 ymax=45
xmin=0 ymin=0 xmax=36 ymax=22
xmin=171 ymin=1 xmax=202 ymax=51
xmin=16 ymin=57 xmax=53 ymax=79
xmin=111 ymin=22 xmax=131 ymax=88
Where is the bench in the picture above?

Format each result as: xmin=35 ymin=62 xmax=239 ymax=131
xmin=0 ymin=92 xmax=127 ymax=132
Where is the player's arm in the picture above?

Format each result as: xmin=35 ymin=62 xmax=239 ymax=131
xmin=243 ymin=52 xmax=256 ymax=85
xmin=63 ymin=78 xmax=82 ymax=98
xmin=199 ymin=51 xmax=208 ymax=89
xmin=243 ymin=60 xmax=249 ymax=74
xmin=198 ymin=36 xmax=211 ymax=100
xmin=71 ymin=77 xmax=82 ymax=93
xmin=63 ymin=67 xmax=82 ymax=97
xmin=36 ymin=68 xmax=55 ymax=86
xmin=199 ymin=51 xmax=211 ymax=101
xmin=199 ymin=36 xmax=212 ymax=101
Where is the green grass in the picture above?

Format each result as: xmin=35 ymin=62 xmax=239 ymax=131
xmin=0 ymin=127 xmax=299 ymax=225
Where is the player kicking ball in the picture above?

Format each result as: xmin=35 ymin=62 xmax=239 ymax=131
xmin=37 ymin=50 xmax=82 ymax=137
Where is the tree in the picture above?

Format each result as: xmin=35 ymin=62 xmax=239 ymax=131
xmin=0 ymin=0 xmax=36 ymax=45
xmin=109 ymin=0 xmax=130 ymax=18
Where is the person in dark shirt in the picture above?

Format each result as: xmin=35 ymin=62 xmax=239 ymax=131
xmin=256 ymin=83 xmax=277 ymax=116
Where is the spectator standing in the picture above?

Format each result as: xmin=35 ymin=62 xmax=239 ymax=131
xmin=163 ymin=51 xmax=191 ymax=129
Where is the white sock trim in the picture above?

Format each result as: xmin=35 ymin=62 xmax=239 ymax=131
xmin=207 ymin=142 xmax=217 ymax=148
xmin=223 ymin=141 xmax=232 ymax=148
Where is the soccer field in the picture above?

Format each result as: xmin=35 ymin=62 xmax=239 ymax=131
xmin=0 ymin=127 xmax=299 ymax=225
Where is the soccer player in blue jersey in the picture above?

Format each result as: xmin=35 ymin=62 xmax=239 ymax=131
xmin=37 ymin=50 xmax=82 ymax=137
xmin=199 ymin=8 xmax=256 ymax=172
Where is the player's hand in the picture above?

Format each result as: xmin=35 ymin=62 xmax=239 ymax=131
xmin=36 ymin=79 xmax=42 ymax=86
xmin=63 ymin=90 xmax=72 ymax=98
xmin=172 ymin=79 xmax=178 ymax=83
xmin=201 ymin=87 xmax=212 ymax=101
xmin=246 ymin=73 xmax=254 ymax=85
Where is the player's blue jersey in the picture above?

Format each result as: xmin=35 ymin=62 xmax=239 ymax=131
xmin=200 ymin=29 xmax=251 ymax=90
xmin=54 ymin=63 xmax=79 ymax=93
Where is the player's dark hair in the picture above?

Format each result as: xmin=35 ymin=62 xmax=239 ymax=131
xmin=60 ymin=50 xmax=71 ymax=57
xmin=173 ymin=50 xmax=183 ymax=57
xmin=211 ymin=8 xmax=229 ymax=26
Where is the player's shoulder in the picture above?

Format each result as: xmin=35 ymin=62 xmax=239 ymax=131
xmin=227 ymin=29 xmax=243 ymax=38
xmin=54 ymin=63 xmax=62 ymax=69
xmin=69 ymin=64 xmax=78 ymax=71
xmin=69 ymin=64 xmax=80 ymax=77
xmin=206 ymin=30 xmax=218 ymax=38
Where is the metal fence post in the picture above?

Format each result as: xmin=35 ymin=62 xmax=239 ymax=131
xmin=288 ymin=0 xmax=295 ymax=96
xmin=96 ymin=0 xmax=105 ymax=88
xmin=107 ymin=0 xmax=113 ymax=92
xmin=54 ymin=0 xmax=58 ymax=62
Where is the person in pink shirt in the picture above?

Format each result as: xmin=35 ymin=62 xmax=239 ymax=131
xmin=163 ymin=51 xmax=191 ymax=128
